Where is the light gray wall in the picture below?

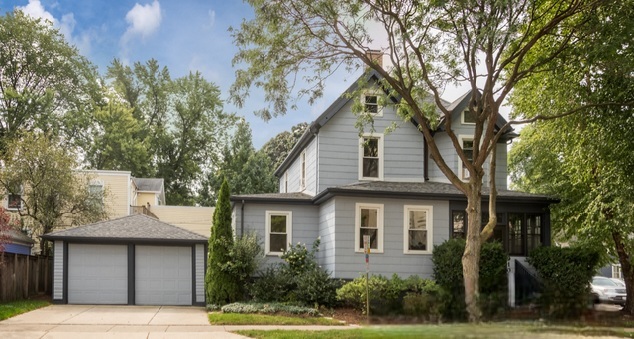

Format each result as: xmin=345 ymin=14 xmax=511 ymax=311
xmin=234 ymin=202 xmax=320 ymax=267
xmin=53 ymin=240 xmax=64 ymax=301
xmin=317 ymin=198 xmax=337 ymax=274
xmin=318 ymin=100 xmax=426 ymax=192
xmin=195 ymin=244 xmax=205 ymax=303
xmin=331 ymin=196 xmax=450 ymax=280
xmin=279 ymin=138 xmax=318 ymax=195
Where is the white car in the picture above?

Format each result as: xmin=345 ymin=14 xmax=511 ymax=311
xmin=591 ymin=276 xmax=626 ymax=306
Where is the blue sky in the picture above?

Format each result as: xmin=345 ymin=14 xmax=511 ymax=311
xmin=0 ymin=0 xmax=354 ymax=148
xmin=1 ymin=0 xmax=491 ymax=149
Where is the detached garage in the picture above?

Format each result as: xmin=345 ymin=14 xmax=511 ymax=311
xmin=42 ymin=214 xmax=207 ymax=306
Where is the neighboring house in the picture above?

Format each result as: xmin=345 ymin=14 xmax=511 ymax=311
xmin=0 ymin=228 xmax=34 ymax=255
xmin=231 ymin=70 xmax=556 ymax=306
xmin=42 ymin=214 xmax=207 ymax=306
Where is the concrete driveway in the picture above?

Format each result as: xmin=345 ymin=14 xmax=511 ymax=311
xmin=0 ymin=305 xmax=247 ymax=338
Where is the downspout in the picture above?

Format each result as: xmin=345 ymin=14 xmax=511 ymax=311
xmin=241 ymin=200 xmax=245 ymax=237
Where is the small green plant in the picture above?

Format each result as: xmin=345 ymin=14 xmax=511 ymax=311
xmin=221 ymin=302 xmax=320 ymax=316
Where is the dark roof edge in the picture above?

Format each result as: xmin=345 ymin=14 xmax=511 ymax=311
xmin=274 ymin=71 xmax=380 ymax=177
xmin=40 ymin=235 xmax=207 ymax=244
xmin=230 ymin=196 xmax=314 ymax=205
xmin=312 ymin=187 xmax=558 ymax=205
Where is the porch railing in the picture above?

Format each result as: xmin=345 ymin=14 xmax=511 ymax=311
xmin=130 ymin=205 xmax=158 ymax=219
xmin=515 ymin=259 xmax=542 ymax=306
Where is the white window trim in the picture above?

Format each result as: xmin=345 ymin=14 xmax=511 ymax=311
xmin=6 ymin=185 xmax=24 ymax=211
xmin=461 ymin=110 xmax=476 ymax=125
xmin=361 ymin=91 xmax=383 ymax=117
xmin=265 ymin=211 xmax=292 ymax=255
xmin=354 ymin=203 xmax=384 ymax=253
xmin=300 ymin=151 xmax=306 ymax=190
xmin=403 ymin=205 xmax=433 ymax=254
xmin=458 ymin=135 xmax=474 ymax=181
xmin=358 ymin=133 xmax=384 ymax=181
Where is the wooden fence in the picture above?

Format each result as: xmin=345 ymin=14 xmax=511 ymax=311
xmin=0 ymin=253 xmax=51 ymax=302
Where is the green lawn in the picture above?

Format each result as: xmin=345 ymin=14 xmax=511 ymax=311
xmin=235 ymin=323 xmax=634 ymax=339
xmin=208 ymin=313 xmax=345 ymax=326
xmin=0 ymin=299 xmax=50 ymax=321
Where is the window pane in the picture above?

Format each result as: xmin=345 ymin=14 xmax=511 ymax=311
xmin=360 ymin=208 xmax=378 ymax=228
xmin=409 ymin=230 xmax=427 ymax=251
xmin=463 ymin=110 xmax=476 ymax=123
xmin=409 ymin=210 xmax=427 ymax=230
xmin=359 ymin=228 xmax=378 ymax=249
xmin=365 ymin=95 xmax=378 ymax=113
xmin=452 ymin=211 xmax=465 ymax=238
xmin=363 ymin=159 xmax=379 ymax=177
xmin=270 ymin=215 xmax=287 ymax=233
xmin=364 ymin=138 xmax=378 ymax=157
xmin=269 ymin=234 xmax=287 ymax=253
xmin=8 ymin=194 xmax=21 ymax=209
xmin=508 ymin=213 xmax=523 ymax=255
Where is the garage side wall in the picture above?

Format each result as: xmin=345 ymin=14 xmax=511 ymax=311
xmin=195 ymin=244 xmax=205 ymax=304
xmin=53 ymin=240 xmax=64 ymax=303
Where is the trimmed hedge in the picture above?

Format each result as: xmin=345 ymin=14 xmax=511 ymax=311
xmin=220 ymin=302 xmax=320 ymax=316
xmin=432 ymin=238 xmax=509 ymax=320
xmin=527 ymin=246 xmax=600 ymax=319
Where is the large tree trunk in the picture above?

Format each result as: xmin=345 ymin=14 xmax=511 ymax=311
xmin=613 ymin=231 xmax=634 ymax=314
xmin=463 ymin=180 xmax=483 ymax=322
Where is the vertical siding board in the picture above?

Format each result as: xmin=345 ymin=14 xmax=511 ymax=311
xmin=195 ymin=244 xmax=204 ymax=303
xmin=53 ymin=240 xmax=64 ymax=301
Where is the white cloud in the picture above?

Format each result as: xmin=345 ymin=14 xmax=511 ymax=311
xmin=207 ymin=10 xmax=216 ymax=28
xmin=17 ymin=0 xmax=92 ymax=55
xmin=122 ymin=0 xmax=162 ymax=43
xmin=17 ymin=0 xmax=55 ymax=23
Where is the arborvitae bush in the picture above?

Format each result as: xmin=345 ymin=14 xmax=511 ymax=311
xmin=432 ymin=238 xmax=509 ymax=320
xmin=205 ymin=179 xmax=240 ymax=304
xmin=527 ymin=246 xmax=599 ymax=319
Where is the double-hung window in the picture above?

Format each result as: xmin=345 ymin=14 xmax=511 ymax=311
xmin=7 ymin=185 xmax=23 ymax=210
xmin=265 ymin=211 xmax=292 ymax=255
xmin=355 ymin=203 xmax=383 ymax=253
xmin=359 ymin=134 xmax=383 ymax=180
xmin=459 ymin=136 xmax=474 ymax=180
xmin=404 ymin=205 xmax=433 ymax=254
xmin=88 ymin=180 xmax=104 ymax=207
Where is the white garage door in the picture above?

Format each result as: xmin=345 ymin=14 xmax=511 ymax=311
xmin=68 ymin=244 xmax=128 ymax=304
xmin=135 ymin=245 xmax=192 ymax=305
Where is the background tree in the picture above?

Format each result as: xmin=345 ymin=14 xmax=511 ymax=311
xmin=106 ymin=59 xmax=235 ymax=205
xmin=229 ymin=0 xmax=616 ymax=321
xmin=509 ymin=0 xmax=634 ymax=314
xmin=260 ymin=122 xmax=309 ymax=170
xmin=0 ymin=132 xmax=108 ymax=254
xmin=0 ymin=11 xmax=100 ymax=153
xmin=205 ymin=179 xmax=241 ymax=304
xmin=0 ymin=207 xmax=14 ymax=260
xmin=198 ymin=119 xmax=277 ymax=206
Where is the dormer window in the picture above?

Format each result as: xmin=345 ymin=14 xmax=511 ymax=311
xmin=362 ymin=92 xmax=382 ymax=116
xmin=359 ymin=134 xmax=384 ymax=180
xmin=460 ymin=136 xmax=474 ymax=180
xmin=462 ymin=110 xmax=476 ymax=125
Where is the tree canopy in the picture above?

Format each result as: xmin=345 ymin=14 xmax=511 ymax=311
xmin=0 ymin=11 xmax=99 ymax=153
xmin=229 ymin=0 xmax=619 ymax=321
xmin=509 ymin=0 xmax=634 ymax=314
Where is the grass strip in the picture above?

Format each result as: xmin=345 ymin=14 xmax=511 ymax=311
xmin=209 ymin=312 xmax=344 ymax=326
xmin=0 ymin=299 xmax=50 ymax=321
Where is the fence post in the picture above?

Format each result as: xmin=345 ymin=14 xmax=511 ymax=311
xmin=25 ymin=255 xmax=30 ymax=297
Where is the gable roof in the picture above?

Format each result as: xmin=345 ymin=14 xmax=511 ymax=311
xmin=41 ymin=214 xmax=207 ymax=244
xmin=133 ymin=178 xmax=164 ymax=192
xmin=1 ymin=228 xmax=35 ymax=245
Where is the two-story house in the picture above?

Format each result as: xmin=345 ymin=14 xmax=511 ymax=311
xmin=230 ymin=71 xmax=555 ymax=306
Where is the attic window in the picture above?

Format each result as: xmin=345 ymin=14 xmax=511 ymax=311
xmin=362 ymin=92 xmax=382 ymax=116
xmin=462 ymin=110 xmax=476 ymax=124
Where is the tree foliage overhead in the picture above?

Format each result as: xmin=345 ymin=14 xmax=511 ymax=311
xmin=105 ymin=59 xmax=235 ymax=205
xmin=229 ymin=0 xmax=618 ymax=321
xmin=260 ymin=122 xmax=309 ymax=170
xmin=509 ymin=0 xmax=634 ymax=314
xmin=0 ymin=132 xmax=109 ymax=254
xmin=0 ymin=11 xmax=100 ymax=153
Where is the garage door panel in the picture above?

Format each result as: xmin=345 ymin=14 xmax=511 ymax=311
xmin=135 ymin=246 xmax=192 ymax=305
xmin=68 ymin=244 xmax=128 ymax=304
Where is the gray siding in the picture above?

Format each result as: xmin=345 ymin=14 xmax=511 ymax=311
xmin=53 ymin=240 xmax=64 ymax=300
xmin=280 ymin=138 xmax=318 ymax=195
xmin=318 ymin=100 xmax=425 ymax=192
xmin=195 ymin=244 xmax=205 ymax=303
xmin=318 ymin=198 xmax=336 ymax=274
xmin=332 ymin=196 xmax=449 ymax=279
xmin=236 ymin=202 xmax=319 ymax=267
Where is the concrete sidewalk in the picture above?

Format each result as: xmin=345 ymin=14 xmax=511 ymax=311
xmin=0 ymin=305 xmax=358 ymax=338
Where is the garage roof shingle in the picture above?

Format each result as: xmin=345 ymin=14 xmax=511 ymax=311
xmin=41 ymin=214 xmax=207 ymax=243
